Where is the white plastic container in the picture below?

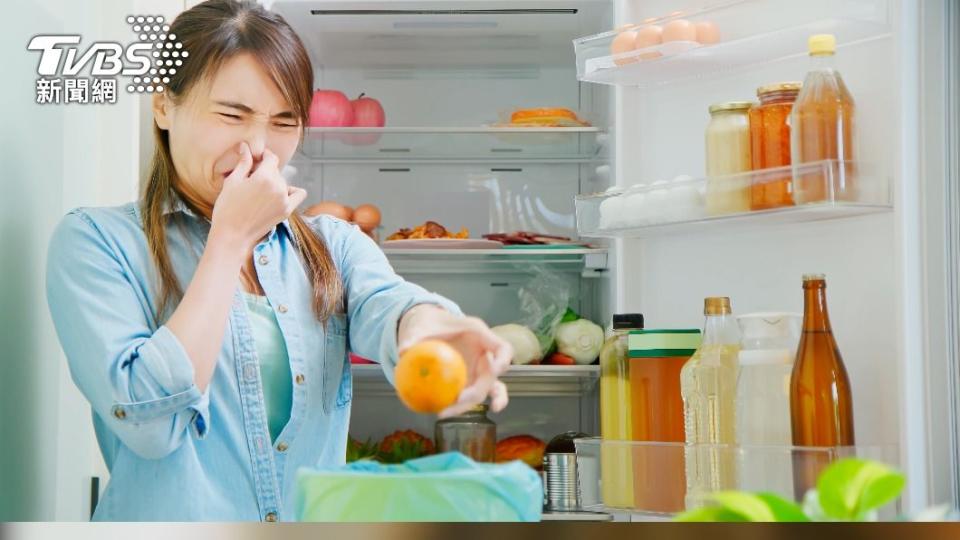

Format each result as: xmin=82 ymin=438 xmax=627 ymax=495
xmin=735 ymin=312 xmax=801 ymax=494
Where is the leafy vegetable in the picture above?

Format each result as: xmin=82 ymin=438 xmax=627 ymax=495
xmin=491 ymin=324 xmax=542 ymax=365
xmin=554 ymin=318 xmax=604 ymax=364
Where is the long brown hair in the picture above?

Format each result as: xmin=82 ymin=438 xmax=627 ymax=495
xmin=142 ymin=0 xmax=342 ymax=323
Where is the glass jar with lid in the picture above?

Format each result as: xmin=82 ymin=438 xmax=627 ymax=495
xmin=705 ymin=101 xmax=754 ymax=215
xmin=434 ymin=404 xmax=496 ymax=462
xmin=749 ymin=82 xmax=802 ymax=210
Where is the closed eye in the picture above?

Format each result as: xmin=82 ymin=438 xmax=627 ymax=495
xmin=218 ymin=112 xmax=242 ymax=120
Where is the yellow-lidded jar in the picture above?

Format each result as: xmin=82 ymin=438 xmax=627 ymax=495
xmin=705 ymin=101 xmax=754 ymax=215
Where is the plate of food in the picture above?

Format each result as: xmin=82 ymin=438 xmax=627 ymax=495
xmin=384 ymin=221 xmax=504 ymax=249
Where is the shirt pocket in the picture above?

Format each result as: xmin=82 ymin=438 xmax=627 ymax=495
xmin=322 ymin=314 xmax=352 ymax=414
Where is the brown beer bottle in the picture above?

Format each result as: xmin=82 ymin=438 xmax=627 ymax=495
xmin=790 ymin=274 xmax=855 ymax=497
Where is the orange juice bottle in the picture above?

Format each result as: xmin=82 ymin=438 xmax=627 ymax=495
xmin=790 ymin=34 xmax=857 ymax=204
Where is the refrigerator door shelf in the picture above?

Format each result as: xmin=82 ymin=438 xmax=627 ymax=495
xmin=574 ymin=0 xmax=890 ymax=88
xmin=574 ymin=437 xmax=901 ymax=518
xmin=575 ymin=160 xmax=891 ymax=239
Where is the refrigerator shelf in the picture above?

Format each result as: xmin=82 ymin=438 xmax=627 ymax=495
xmin=300 ymin=126 xmax=607 ymax=162
xmin=573 ymin=0 xmax=890 ymax=88
xmin=384 ymin=247 xmax=609 ymax=274
xmin=575 ymin=160 xmax=891 ymax=238
xmin=351 ymin=364 xmax=599 ymax=397
xmin=573 ymin=437 xmax=900 ymax=517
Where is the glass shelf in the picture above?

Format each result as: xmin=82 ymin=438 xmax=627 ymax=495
xmin=383 ymin=247 xmax=608 ymax=274
xmin=573 ymin=437 xmax=900 ymax=517
xmin=351 ymin=364 xmax=599 ymax=397
xmin=575 ymin=160 xmax=891 ymax=238
xmin=299 ymin=126 xmax=607 ymax=163
xmin=573 ymin=0 xmax=890 ymax=88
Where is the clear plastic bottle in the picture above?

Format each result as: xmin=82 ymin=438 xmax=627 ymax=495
xmin=790 ymin=34 xmax=857 ymax=204
xmin=681 ymin=297 xmax=741 ymax=509
xmin=598 ymin=313 xmax=644 ymax=509
xmin=734 ymin=312 xmax=801 ymax=497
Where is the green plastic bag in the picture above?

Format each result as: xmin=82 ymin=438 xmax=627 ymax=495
xmin=296 ymin=452 xmax=543 ymax=522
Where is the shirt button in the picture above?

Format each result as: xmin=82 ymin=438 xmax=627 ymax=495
xmin=113 ymin=407 xmax=126 ymax=420
xmin=295 ymin=373 xmax=305 ymax=385
xmin=276 ymin=442 xmax=288 ymax=452
xmin=258 ymin=255 xmax=269 ymax=265
xmin=243 ymin=364 xmax=257 ymax=381
xmin=277 ymin=304 xmax=288 ymax=314
xmin=264 ymin=512 xmax=278 ymax=522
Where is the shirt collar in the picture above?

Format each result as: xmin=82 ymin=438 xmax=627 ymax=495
xmin=144 ymin=196 xmax=296 ymax=247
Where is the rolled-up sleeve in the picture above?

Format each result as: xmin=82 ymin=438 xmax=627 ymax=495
xmin=334 ymin=222 xmax=461 ymax=384
xmin=45 ymin=211 xmax=209 ymax=460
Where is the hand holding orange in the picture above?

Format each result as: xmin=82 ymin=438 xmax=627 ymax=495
xmin=395 ymin=340 xmax=468 ymax=414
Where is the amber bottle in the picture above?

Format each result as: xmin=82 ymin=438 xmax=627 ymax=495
xmin=790 ymin=274 xmax=855 ymax=497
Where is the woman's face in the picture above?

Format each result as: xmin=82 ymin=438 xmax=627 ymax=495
xmin=152 ymin=52 xmax=303 ymax=207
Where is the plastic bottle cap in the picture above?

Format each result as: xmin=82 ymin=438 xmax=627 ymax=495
xmin=612 ymin=313 xmax=645 ymax=330
xmin=808 ymin=34 xmax=836 ymax=56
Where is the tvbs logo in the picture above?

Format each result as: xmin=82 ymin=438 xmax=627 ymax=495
xmin=27 ymin=15 xmax=187 ymax=103
xmin=28 ymin=35 xmax=153 ymax=77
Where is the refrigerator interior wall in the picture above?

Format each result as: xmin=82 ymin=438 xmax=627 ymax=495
xmin=276 ymin=0 xmax=615 ymax=443
xmin=614 ymin=0 xmax=900 ymax=457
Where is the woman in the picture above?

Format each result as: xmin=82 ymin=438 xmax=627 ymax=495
xmin=45 ymin=0 xmax=511 ymax=521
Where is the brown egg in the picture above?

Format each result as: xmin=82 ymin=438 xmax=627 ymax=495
xmin=695 ymin=20 xmax=721 ymax=45
xmin=634 ymin=25 xmax=663 ymax=60
xmin=352 ymin=204 xmax=382 ymax=232
xmin=662 ymin=19 xmax=697 ymax=42
xmin=610 ymin=28 xmax=640 ymax=66
xmin=304 ymin=201 xmax=353 ymax=221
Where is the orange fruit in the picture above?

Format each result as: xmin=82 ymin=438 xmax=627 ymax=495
xmin=395 ymin=340 xmax=468 ymax=414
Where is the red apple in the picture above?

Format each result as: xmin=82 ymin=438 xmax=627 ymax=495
xmin=342 ymin=93 xmax=385 ymax=146
xmin=351 ymin=93 xmax=386 ymax=127
xmin=308 ymin=89 xmax=354 ymax=128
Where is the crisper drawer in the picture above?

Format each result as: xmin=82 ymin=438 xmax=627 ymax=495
xmin=313 ymin=163 xmax=582 ymax=239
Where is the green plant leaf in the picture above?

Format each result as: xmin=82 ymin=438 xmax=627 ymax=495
xmin=674 ymin=492 xmax=809 ymax=522
xmin=817 ymin=458 xmax=905 ymax=520
xmin=560 ymin=307 xmax=580 ymax=323
xmin=709 ymin=492 xmax=777 ymax=522
xmin=673 ymin=506 xmax=748 ymax=522
xmin=755 ymin=493 xmax=811 ymax=522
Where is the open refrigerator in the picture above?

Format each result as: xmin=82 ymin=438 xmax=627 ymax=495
xmin=266 ymin=0 xmax=960 ymax=520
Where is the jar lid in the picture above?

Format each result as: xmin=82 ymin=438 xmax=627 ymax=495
xmin=708 ymin=101 xmax=754 ymax=114
xmin=628 ymin=329 xmax=702 ymax=358
xmin=612 ymin=313 xmax=645 ymax=330
xmin=704 ymin=296 xmax=732 ymax=315
xmin=757 ymin=81 xmax=802 ymax=96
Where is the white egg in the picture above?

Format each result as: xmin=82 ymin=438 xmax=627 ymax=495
xmin=623 ymin=192 xmax=648 ymax=227
xmin=598 ymin=195 xmax=624 ymax=230
xmin=646 ymin=189 xmax=669 ymax=224
xmin=673 ymin=185 xmax=700 ymax=207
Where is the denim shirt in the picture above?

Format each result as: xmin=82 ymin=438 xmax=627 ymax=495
xmin=45 ymin=200 xmax=461 ymax=521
